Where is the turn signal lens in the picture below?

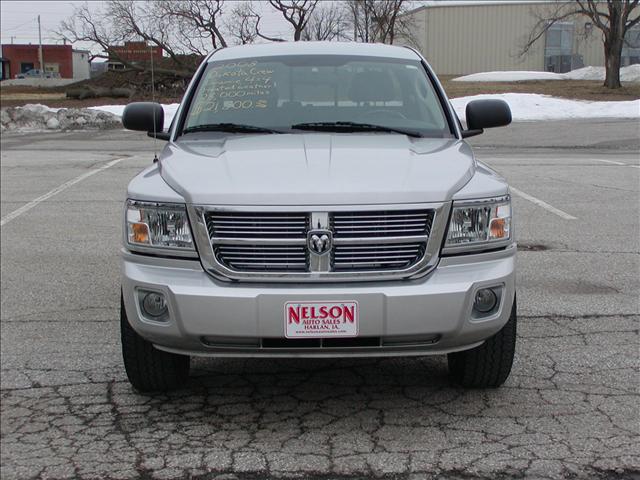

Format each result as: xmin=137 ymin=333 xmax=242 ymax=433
xmin=489 ymin=218 xmax=506 ymax=239
xmin=129 ymin=222 xmax=150 ymax=244
xmin=489 ymin=204 xmax=510 ymax=240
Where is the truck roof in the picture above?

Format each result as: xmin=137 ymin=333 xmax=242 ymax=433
xmin=208 ymin=41 xmax=420 ymax=62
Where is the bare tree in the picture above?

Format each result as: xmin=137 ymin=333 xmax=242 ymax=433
xmin=59 ymin=1 xmax=193 ymax=78
xmin=224 ymin=1 xmax=281 ymax=43
xmin=302 ymin=2 xmax=350 ymax=41
xmin=271 ymin=0 xmax=319 ymax=41
xmin=59 ymin=0 xmax=232 ymax=79
xmin=227 ymin=2 xmax=259 ymax=45
xmin=522 ymin=0 xmax=639 ymax=88
xmin=158 ymin=0 xmax=228 ymax=51
xmin=346 ymin=0 xmax=370 ymax=42
xmin=243 ymin=0 xmax=319 ymax=42
xmin=345 ymin=0 xmax=416 ymax=45
xmin=107 ymin=1 xmax=190 ymax=67
xmin=228 ymin=0 xmax=319 ymax=42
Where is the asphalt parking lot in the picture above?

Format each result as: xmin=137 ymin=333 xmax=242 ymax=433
xmin=1 ymin=119 xmax=639 ymax=480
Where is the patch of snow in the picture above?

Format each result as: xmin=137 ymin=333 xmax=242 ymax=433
xmin=453 ymin=65 xmax=640 ymax=83
xmin=89 ymin=103 xmax=180 ymax=130
xmin=452 ymin=93 xmax=640 ymax=122
xmin=563 ymin=66 xmax=603 ymax=81
xmin=0 ymin=103 xmax=121 ymax=132
xmin=565 ymin=65 xmax=640 ymax=82
xmin=162 ymin=104 xmax=180 ymax=127
xmin=453 ymin=71 xmax=567 ymax=82
xmin=623 ymin=64 xmax=640 ymax=82
xmin=46 ymin=117 xmax=60 ymax=129
xmin=88 ymin=104 xmax=125 ymax=117
xmin=17 ymin=103 xmax=61 ymax=113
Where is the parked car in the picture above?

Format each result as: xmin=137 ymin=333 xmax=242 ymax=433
xmin=15 ymin=69 xmax=60 ymax=79
xmin=120 ymin=42 xmax=515 ymax=392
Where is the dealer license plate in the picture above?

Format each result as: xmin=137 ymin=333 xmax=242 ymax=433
xmin=284 ymin=301 xmax=359 ymax=338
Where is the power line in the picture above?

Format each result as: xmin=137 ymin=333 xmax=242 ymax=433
xmin=1 ymin=34 xmax=61 ymax=40
xmin=1 ymin=16 xmax=37 ymax=31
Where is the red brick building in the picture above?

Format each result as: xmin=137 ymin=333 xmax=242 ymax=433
xmin=0 ymin=44 xmax=73 ymax=79
xmin=108 ymin=41 xmax=163 ymax=69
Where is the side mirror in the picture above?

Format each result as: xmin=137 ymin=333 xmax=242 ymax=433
xmin=122 ymin=102 xmax=165 ymax=135
xmin=462 ymin=99 xmax=511 ymax=138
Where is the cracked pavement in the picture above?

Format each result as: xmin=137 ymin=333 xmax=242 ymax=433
xmin=1 ymin=121 xmax=639 ymax=479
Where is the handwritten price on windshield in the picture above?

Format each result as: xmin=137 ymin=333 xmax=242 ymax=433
xmin=221 ymin=99 xmax=268 ymax=110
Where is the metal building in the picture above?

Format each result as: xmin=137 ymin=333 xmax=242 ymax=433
xmin=405 ymin=0 xmax=640 ymax=76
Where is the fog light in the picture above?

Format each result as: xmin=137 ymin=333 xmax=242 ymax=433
xmin=474 ymin=288 xmax=497 ymax=313
xmin=142 ymin=292 xmax=168 ymax=318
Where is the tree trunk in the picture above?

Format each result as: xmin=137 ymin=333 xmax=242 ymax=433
xmin=603 ymin=1 xmax=624 ymax=89
xmin=603 ymin=37 xmax=623 ymax=89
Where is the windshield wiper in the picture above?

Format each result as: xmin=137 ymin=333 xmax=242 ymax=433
xmin=291 ymin=121 xmax=422 ymax=138
xmin=182 ymin=123 xmax=282 ymax=135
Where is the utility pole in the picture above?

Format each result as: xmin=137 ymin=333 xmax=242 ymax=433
xmin=38 ymin=14 xmax=44 ymax=78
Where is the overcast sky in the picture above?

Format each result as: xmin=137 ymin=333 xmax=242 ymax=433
xmin=0 ymin=0 xmax=298 ymax=53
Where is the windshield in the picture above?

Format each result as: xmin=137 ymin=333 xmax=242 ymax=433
xmin=183 ymin=55 xmax=452 ymax=137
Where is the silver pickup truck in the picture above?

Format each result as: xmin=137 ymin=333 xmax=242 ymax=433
xmin=120 ymin=42 xmax=515 ymax=392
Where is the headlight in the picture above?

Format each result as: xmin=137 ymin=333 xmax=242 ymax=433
xmin=125 ymin=200 xmax=196 ymax=255
xmin=444 ymin=195 xmax=511 ymax=252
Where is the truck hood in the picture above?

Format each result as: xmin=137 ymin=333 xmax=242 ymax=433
xmin=159 ymin=133 xmax=475 ymax=206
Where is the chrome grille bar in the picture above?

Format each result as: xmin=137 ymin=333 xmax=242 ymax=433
xmin=206 ymin=212 xmax=308 ymax=239
xmin=331 ymin=210 xmax=433 ymax=239
xmin=333 ymin=242 xmax=424 ymax=271
xmin=215 ymin=245 xmax=307 ymax=272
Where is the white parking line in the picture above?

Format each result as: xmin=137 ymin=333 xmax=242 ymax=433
xmin=593 ymin=159 xmax=626 ymax=166
xmin=510 ymin=186 xmax=577 ymax=220
xmin=592 ymin=158 xmax=640 ymax=168
xmin=0 ymin=156 xmax=128 ymax=227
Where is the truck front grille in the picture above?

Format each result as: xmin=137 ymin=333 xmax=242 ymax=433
xmin=199 ymin=207 xmax=439 ymax=281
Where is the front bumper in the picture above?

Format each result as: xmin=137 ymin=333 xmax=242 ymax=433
xmin=121 ymin=244 xmax=516 ymax=357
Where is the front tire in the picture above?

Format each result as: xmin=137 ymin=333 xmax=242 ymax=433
xmin=447 ymin=297 xmax=517 ymax=388
xmin=120 ymin=295 xmax=190 ymax=392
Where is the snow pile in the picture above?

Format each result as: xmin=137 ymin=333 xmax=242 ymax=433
xmin=565 ymin=65 xmax=640 ymax=82
xmin=451 ymin=93 xmax=640 ymax=122
xmin=0 ymin=103 xmax=180 ymax=133
xmin=453 ymin=71 xmax=566 ymax=82
xmin=453 ymin=65 xmax=640 ymax=83
xmin=621 ymin=64 xmax=640 ymax=82
xmin=564 ymin=66 xmax=601 ymax=80
xmin=0 ymin=104 xmax=121 ymax=133
xmin=90 ymin=104 xmax=179 ymax=130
